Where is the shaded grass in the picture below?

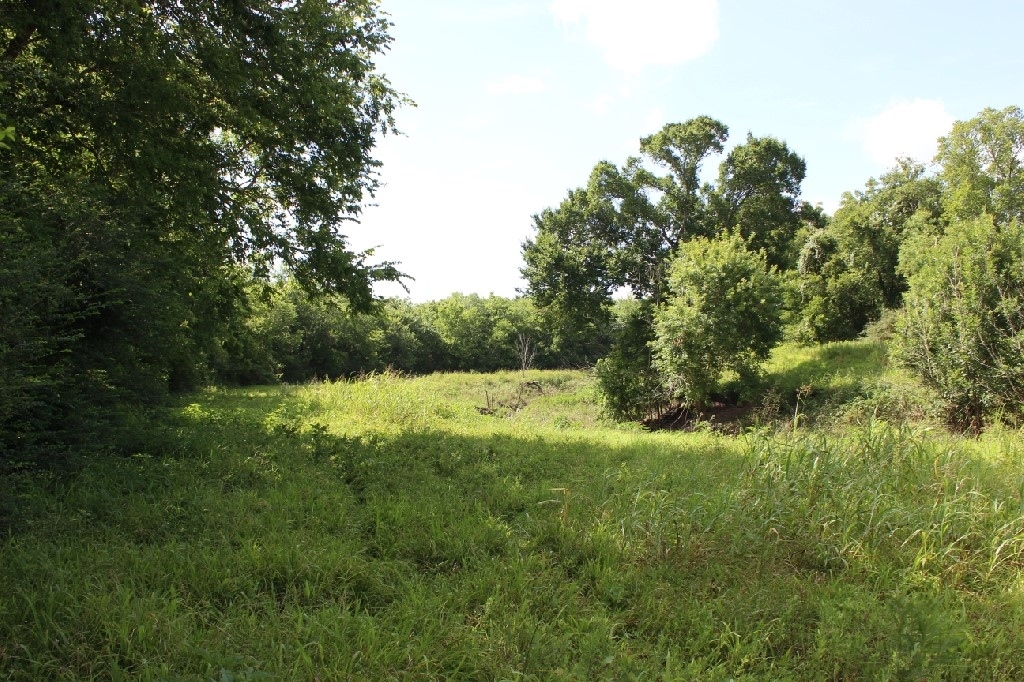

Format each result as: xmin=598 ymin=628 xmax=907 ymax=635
xmin=2 ymin=349 xmax=1024 ymax=679
xmin=758 ymin=340 xmax=944 ymax=428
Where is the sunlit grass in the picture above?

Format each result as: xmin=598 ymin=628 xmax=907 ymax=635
xmin=2 ymin=338 xmax=1023 ymax=679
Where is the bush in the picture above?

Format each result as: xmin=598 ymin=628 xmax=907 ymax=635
xmin=652 ymin=233 xmax=783 ymax=407
xmin=594 ymin=299 xmax=664 ymax=421
xmin=791 ymin=161 xmax=943 ymax=343
xmin=792 ymin=226 xmax=884 ymax=342
xmin=895 ymin=216 xmax=1024 ymax=430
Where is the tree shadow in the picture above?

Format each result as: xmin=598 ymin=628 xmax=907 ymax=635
xmin=5 ymin=381 xmax=1024 ymax=679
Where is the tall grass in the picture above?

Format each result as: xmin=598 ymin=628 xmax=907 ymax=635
xmin=2 ymin=341 xmax=1023 ymax=679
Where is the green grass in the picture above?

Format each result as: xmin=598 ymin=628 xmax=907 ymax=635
xmin=3 ymin=342 xmax=1024 ymax=679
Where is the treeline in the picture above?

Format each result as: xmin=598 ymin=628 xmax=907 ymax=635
xmin=211 ymin=282 xmax=613 ymax=385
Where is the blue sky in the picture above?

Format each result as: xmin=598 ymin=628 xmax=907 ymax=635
xmin=349 ymin=0 xmax=1024 ymax=302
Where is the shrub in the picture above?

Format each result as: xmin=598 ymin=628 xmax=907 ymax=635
xmin=793 ymin=228 xmax=884 ymax=342
xmin=594 ymin=299 xmax=664 ymax=421
xmin=652 ymin=233 xmax=783 ymax=407
xmin=895 ymin=216 xmax=1024 ymax=429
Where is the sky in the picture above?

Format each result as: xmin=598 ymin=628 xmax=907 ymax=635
xmin=347 ymin=0 xmax=1024 ymax=302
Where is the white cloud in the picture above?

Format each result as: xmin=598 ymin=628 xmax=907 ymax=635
xmin=855 ymin=99 xmax=955 ymax=166
xmin=486 ymin=74 xmax=548 ymax=96
xmin=550 ymin=0 xmax=719 ymax=71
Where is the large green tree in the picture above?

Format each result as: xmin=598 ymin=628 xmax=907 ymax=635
xmin=521 ymin=117 xmax=808 ymax=415
xmin=522 ymin=118 xmax=807 ymax=338
xmin=937 ymin=106 xmax=1024 ymax=225
xmin=1 ymin=0 xmax=403 ymax=459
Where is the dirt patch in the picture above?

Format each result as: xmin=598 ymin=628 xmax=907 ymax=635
xmin=643 ymin=402 xmax=754 ymax=433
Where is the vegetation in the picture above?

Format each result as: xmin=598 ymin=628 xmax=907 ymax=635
xmin=4 ymin=346 xmax=1024 ymax=679
xmin=793 ymin=160 xmax=942 ymax=343
xmin=521 ymin=116 xmax=813 ymax=417
xmin=522 ymin=106 xmax=1024 ymax=428
xmin=896 ymin=215 xmax=1024 ymax=430
xmin=0 ymin=0 xmax=404 ymax=461
xmin=652 ymin=233 xmax=783 ymax=408
xmin=891 ymin=105 xmax=1024 ymax=429
xmin=209 ymin=283 xmax=610 ymax=385
xmin=595 ymin=299 xmax=663 ymax=421
xmin=4 ymin=1 xmax=1024 ymax=676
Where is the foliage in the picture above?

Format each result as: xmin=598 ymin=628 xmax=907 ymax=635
xmin=888 ymin=106 xmax=1024 ymax=429
xmin=419 ymin=294 xmax=506 ymax=372
xmin=520 ymin=190 xmax=618 ymax=356
xmin=522 ymin=117 xmax=809 ymax=420
xmin=895 ymin=216 xmax=1024 ymax=430
xmin=522 ymin=117 xmax=808 ymax=357
xmin=594 ymin=299 xmax=664 ymax=421
xmin=1 ymin=0 xmax=403 ymax=461
xmin=206 ymin=280 xmax=575 ymax=381
xmin=652 ymin=234 xmax=783 ymax=407
xmin=938 ymin=106 xmax=1024 ymax=225
xmin=794 ymin=160 xmax=943 ymax=342
xmin=713 ymin=133 xmax=809 ymax=269
xmin=0 ymin=224 xmax=84 ymax=460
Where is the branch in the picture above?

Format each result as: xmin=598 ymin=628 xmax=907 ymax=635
xmin=3 ymin=25 xmax=37 ymax=63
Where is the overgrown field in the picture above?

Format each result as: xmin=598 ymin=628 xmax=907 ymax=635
xmin=3 ymin=341 xmax=1024 ymax=680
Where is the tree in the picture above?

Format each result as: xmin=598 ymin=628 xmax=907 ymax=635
xmin=651 ymin=234 xmax=783 ymax=407
xmin=419 ymin=294 xmax=495 ymax=371
xmin=522 ymin=117 xmax=806 ymax=418
xmin=522 ymin=118 xmax=807 ymax=325
xmin=892 ymin=106 xmax=1024 ymax=429
xmin=1 ymin=0 xmax=404 ymax=459
xmin=794 ymin=160 xmax=942 ymax=342
xmin=713 ymin=133 xmax=807 ymax=269
xmin=938 ymin=106 xmax=1024 ymax=226
xmin=520 ymin=189 xmax=619 ymax=362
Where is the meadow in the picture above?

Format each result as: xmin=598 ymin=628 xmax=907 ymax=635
xmin=3 ymin=339 xmax=1024 ymax=680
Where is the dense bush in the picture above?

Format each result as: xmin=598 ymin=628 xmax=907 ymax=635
xmin=793 ymin=161 xmax=942 ymax=343
xmin=895 ymin=216 xmax=1024 ymax=429
xmin=652 ymin=234 xmax=783 ymax=407
xmin=795 ymin=229 xmax=884 ymax=342
xmin=594 ymin=299 xmax=664 ymax=421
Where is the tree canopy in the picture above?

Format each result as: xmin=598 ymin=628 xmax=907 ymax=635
xmin=1 ymin=0 xmax=404 ymax=458
xmin=523 ymin=117 xmax=806 ymax=416
xmin=937 ymin=106 xmax=1024 ymax=226
xmin=522 ymin=117 xmax=807 ymax=326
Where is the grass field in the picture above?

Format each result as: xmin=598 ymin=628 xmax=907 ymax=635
xmin=3 ymin=340 xmax=1024 ymax=680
